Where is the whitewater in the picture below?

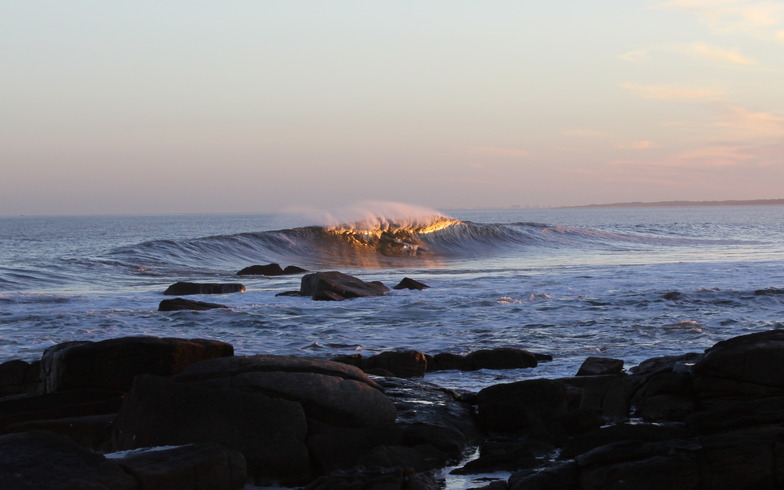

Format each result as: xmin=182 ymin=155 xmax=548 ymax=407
xmin=2 ymin=203 xmax=784 ymax=392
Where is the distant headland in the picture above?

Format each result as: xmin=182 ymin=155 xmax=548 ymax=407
xmin=565 ymin=198 xmax=784 ymax=209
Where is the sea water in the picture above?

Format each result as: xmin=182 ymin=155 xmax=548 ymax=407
xmin=2 ymin=204 xmax=784 ymax=393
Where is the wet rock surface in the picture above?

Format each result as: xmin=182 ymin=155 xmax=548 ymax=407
xmin=163 ymin=282 xmax=246 ymax=295
xmin=300 ymin=271 xmax=390 ymax=301
xmin=3 ymin=330 xmax=784 ymax=488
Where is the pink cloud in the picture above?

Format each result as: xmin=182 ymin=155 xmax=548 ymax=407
xmin=621 ymin=83 xmax=725 ymax=100
xmin=615 ymin=140 xmax=656 ymax=149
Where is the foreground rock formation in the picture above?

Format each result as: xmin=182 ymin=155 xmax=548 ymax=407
xmin=4 ymin=330 xmax=784 ymax=488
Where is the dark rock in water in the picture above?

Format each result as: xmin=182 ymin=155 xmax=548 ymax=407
xmin=163 ymin=282 xmax=245 ymax=295
xmin=41 ymin=336 xmax=234 ymax=393
xmin=429 ymin=352 xmax=471 ymax=371
xmin=0 ymin=359 xmax=40 ymax=398
xmin=366 ymin=350 xmax=428 ymax=378
xmin=466 ymin=348 xmax=538 ymax=370
xmin=393 ymin=277 xmax=431 ymax=290
xmin=576 ymin=356 xmax=624 ymax=376
xmin=237 ymin=263 xmax=308 ymax=276
xmin=300 ymin=271 xmax=389 ymax=301
xmin=663 ymin=291 xmax=683 ymax=300
xmin=115 ymin=442 xmax=247 ymax=490
xmin=275 ymin=290 xmax=303 ymax=297
xmin=0 ymin=430 xmax=138 ymax=490
xmin=158 ymin=297 xmax=228 ymax=311
xmin=114 ymin=354 xmax=396 ymax=485
xmin=754 ymin=287 xmax=784 ymax=295
xmin=237 ymin=263 xmax=284 ymax=275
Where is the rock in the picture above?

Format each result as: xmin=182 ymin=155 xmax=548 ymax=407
xmin=115 ymin=373 xmax=309 ymax=485
xmin=393 ymin=277 xmax=430 ymax=290
xmin=576 ymin=440 xmax=703 ymax=490
xmin=300 ymin=271 xmax=389 ymax=301
xmin=0 ymin=389 xmax=122 ymax=431
xmin=0 ymin=359 xmax=40 ymax=398
xmin=237 ymin=263 xmax=284 ymax=275
xmin=41 ymin=336 xmax=234 ymax=393
xmin=509 ymin=461 xmax=579 ymax=490
xmin=366 ymin=351 xmax=428 ymax=378
xmin=114 ymin=443 xmax=247 ymax=490
xmin=3 ymin=414 xmax=116 ymax=452
xmin=158 ymin=297 xmax=228 ymax=311
xmin=238 ymin=264 xmax=308 ymax=276
xmin=115 ymin=355 xmax=397 ymax=485
xmin=0 ymin=430 xmax=138 ymax=490
xmin=275 ymin=290 xmax=303 ymax=297
xmin=692 ymin=330 xmax=784 ymax=399
xmin=304 ymin=466 xmax=438 ymax=490
xmin=560 ymin=422 xmax=689 ymax=459
xmin=465 ymin=348 xmax=538 ymax=370
xmin=560 ymin=374 xmax=630 ymax=422
xmin=576 ymin=357 xmax=624 ymax=376
xmin=476 ymin=379 xmax=568 ymax=439
xmin=377 ymin=377 xmax=480 ymax=448
xmin=429 ymin=352 xmax=471 ymax=371
xmin=662 ymin=291 xmax=683 ymax=300
xmin=163 ymin=282 xmax=246 ymax=295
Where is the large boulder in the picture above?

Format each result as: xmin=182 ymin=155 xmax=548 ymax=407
xmin=692 ymin=330 xmax=784 ymax=400
xmin=114 ymin=355 xmax=397 ymax=485
xmin=300 ymin=271 xmax=389 ymax=301
xmin=163 ymin=282 xmax=245 ymax=295
xmin=0 ymin=430 xmax=138 ymax=490
xmin=41 ymin=337 xmax=234 ymax=393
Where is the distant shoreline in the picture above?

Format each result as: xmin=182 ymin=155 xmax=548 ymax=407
xmin=564 ymin=199 xmax=784 ymax=209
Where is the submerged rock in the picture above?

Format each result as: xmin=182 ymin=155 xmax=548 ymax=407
xmin=393 ymin=277 xmax=431 ymax=290
xmin=300 ymin=271 xmax=389 ymax=301
xmin=237 ymin=263 xmax=308 ymax=276
xmin=158 ymin=297 xmax=228 ymax=311
xmin=163 ymin=282 xmax=245 ymax=295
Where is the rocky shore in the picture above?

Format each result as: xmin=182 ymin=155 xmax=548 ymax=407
xmin=2 ymin=328 xmax=784 ymax=489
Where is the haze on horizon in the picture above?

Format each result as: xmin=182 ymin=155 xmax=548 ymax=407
xmin=2 ymin=1 xmax=783 ymax=216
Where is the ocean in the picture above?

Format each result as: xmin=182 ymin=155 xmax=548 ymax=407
xmin=2 ymin=204 xmax=784 ymax=393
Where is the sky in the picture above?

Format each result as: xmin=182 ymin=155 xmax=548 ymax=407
xmin=2 ymin=0 xmax=784 ymax=215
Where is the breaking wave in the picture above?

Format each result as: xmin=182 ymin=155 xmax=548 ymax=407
xmin=107 ymin=209 xmax=738 ymax=272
